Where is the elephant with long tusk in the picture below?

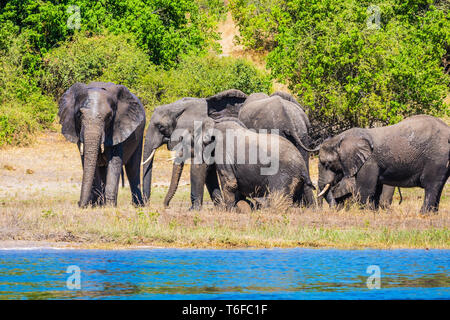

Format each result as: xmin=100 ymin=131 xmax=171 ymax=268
xmin=316 ymin=115 xmax=449 ymax=213
xmin=143 ymin=89 xmax=321 ymax=210
xmin=59 ymin=82 xmax=146 ymax=208
xmin=317 ymin=176 xmax=401 ymax=209
xmin=141 ymin=91 xmax=248 ymax=209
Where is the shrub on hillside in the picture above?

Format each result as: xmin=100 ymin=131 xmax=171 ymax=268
xmin=0 ymin=0 xmax=220 ymax=67
xmin=0 ymin=25 xmax=56 ymax=147
xmin=137 ymin=54 xmax=273 ymax=111
xmin=41 ymin=33 xmax=153 ymax=98
xmin=231 ymin=0 xmax=450 ymax=137
xmin=42 ymin=33 xmax=272 ymax=113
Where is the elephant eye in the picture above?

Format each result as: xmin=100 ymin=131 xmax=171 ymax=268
xmin=157 ymin=124 xmax=169 ymax=135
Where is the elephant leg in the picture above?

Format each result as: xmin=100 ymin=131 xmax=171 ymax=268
xmin=293 ymin=182 xmax=314 ymax=207
xmin=420 ymin=165 xmax=447 ymax=213
xmin=433 ymin=181 xmax=446 ymax=210
xmin=378 ymin=185 xmax=395 ymax=209
xmin=299 ymin=159 xmax=316 ymax=206
xmin=421 ymin=181 xmax=445 ymax=213
xmin=289 ymin=135 xmax=314 ymax=205
xmin=91 ymin=166 xmax=106 ymax=206
xmin=323 ymin=191 xmax=336 ymax=208
xmin=221 ymin=183 xmax=238 ymax=211
xmin=105 ymin=148 xmax=123 ymax=206
xmin=216 ymin=168 xmax=238 ymax=210
xmin=372 ymin=183 xmax=384 ymax=210
xmin=302 ymin=185 xmax=315 ymax=207
xmin=190 ymin=163 xmax=208 ymax=210
xmin=355 ymin=160 xmax=380 ymax=209
xmin=205 ymin=164 xmax=221 ymax=206
xmin=125 ymin=144 xmax=144 ymax=206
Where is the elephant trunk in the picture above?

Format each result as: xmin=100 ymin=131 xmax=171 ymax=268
xmin=164 ymin=162 xmax=185 ymax=208
xmin=318 ymin=164 xmax=336 ymax=207
xmin=79 ymin=127 xmax=102 ymax=208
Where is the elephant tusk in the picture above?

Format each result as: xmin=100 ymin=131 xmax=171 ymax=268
xmin=80 ymin=143 xmax=84 ymax=156
xmin=142 ymin=149 xmax=156 ymax=165
xmin=101 ymin=143 xmax=105 ymax=154
xmin=318 ymin=184 xmax=331 ymax=198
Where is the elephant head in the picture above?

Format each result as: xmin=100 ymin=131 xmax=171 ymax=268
xmin=142 ymin=89 xmax=247 ymax=206
xmin=317 ymin=128 xmax=373 ymax=204
xmin=58 ymin=82 xmax=145 ymax=207
xmin=206 ymin=89 xmax=248 ymax=119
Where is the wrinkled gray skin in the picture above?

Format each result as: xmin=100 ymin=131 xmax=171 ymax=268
xmin=143 ymin=89 xmax=317 ymax=210
xmin=318 ymin=115 xmax=449 ymax=213
xmin=325 ymin=175 xmax=398 ymax=209
xmin=59 ymin=82 xmax=146 ymax=207
xmin=238 ymin=92 xmax=317 ymax=205
xmin=142 ymin=89 xmax=248 ymax=210
xmin=203 ymin=118 xmax=315 ymax=210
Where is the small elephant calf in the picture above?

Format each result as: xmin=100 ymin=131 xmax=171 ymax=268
xmin=203 ymin=118 xmax=315 ymax=210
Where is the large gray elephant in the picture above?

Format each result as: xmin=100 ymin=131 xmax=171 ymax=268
xmin=317 ymin=115 xmax=449 ymax=213
xmin=202 ymin=118 xmax=315 ymax=209
xmin=143 ymin=89 xmax=318 ymax=210
xmin=59 ymin=82 xmax=146 ymax=207
xmin=238 ymin=92 xmax=318 ymax=204
xmin=142 ymin=90 xmax=248 ymax=209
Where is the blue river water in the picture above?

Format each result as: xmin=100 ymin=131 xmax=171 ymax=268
xmin=0 ymin=248 xmax=448 ymax=300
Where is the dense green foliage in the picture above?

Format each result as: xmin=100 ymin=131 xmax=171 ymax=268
xmin=0 ymin=0 xmax=221 ymax=67
xmin=231 ymin=0 xmax=450 ymax=135
xmin=42 ymin=33 xmax=271 ymax=110
xmin=0 ymin=1 xmax=269 ymax=146
xmin=1 ymin=0 xmax=449 ymax=146
xmin=0 ymin=22 xmax=56 ymax=147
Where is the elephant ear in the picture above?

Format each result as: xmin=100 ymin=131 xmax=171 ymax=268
xmin=58 ymin=83 xmax=88 ymax=143
xmin=337 ymin=131 xmax=373 ymax=177
xmin=206 ymin=89 xmax=247 ymax=119
xmin=111 ymin=85 xmax=146 ymax=145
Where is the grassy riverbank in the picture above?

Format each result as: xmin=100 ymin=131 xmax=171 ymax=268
xmin=0 ymin=132 xmax=448 ymax=250
xmin=0 ymin=188 xmax=448 ymax=249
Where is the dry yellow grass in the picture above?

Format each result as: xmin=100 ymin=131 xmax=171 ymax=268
xmin=0 ymin=132 xmax=448 ymax=249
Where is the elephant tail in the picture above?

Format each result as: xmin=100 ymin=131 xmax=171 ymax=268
xmin=397 ymin=187 xmax=403 ymax=205
xmin=121 ymin=167 xmax=125 ymax=188
xmin=290 ymin=130 xmax=320 ymax=153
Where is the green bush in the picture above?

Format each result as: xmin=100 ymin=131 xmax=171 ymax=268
xmin=231 ymin=0 xmax=450 ymax=136
xmin=41 ymin=32 xmax=271 ymax=110
xmin=41 ymin=33 xmax=154 ymax=98
xmin=163 ymin=54 xmax=271 ymax=100
xmin=229 ymin=0 xmax=291 ymax=51
xmin=0 ymin=0 xmax=220 ymax=67
xmin=0 ymin=25 xmax=56 ymax=147
xmin=0 ymin=1 xmax=273 ymax=147
xmin=137 ymin=54 xmax=272 ymax=112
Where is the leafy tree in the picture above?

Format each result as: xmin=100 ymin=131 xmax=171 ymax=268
xmin=0 ymin=24 xmax=56 ymax=146
xmin=231 ymin=0 xmax=450 ymax=138
xmin=0 ymin=0 xmax=220 ymax=67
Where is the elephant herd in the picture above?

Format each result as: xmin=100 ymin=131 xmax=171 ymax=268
xmin=59 ymin=82 xmax=450 ymax=213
